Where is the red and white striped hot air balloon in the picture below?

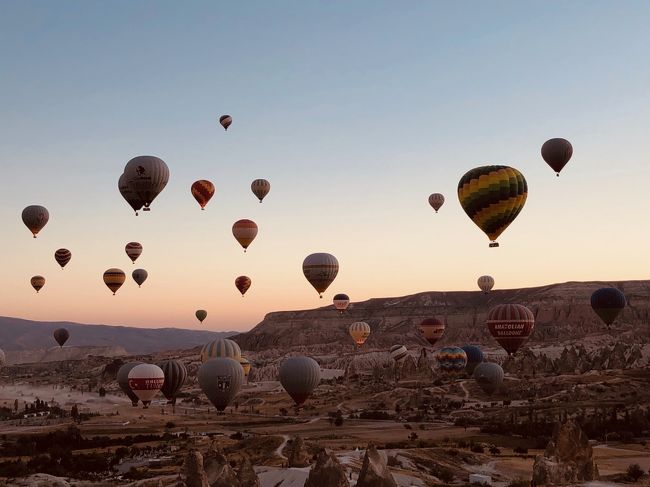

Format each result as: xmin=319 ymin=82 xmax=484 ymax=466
xmin=127 ymin=363 xmax=165 ymax=408
xmin=232 ymin=219 xmax=258 ymax=252
xmin=125 ymin=242 xmax=142 ymax=263
xmin=486 ymin=304 xmax=535 ymax=356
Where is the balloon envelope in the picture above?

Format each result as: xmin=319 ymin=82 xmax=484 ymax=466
xmin=473 ymin=362 xmax=504 ymax=395
xmin=428 ymin=193 xmax=445 ymax=213
xmin=157 ymin=360 xmax=187 ymax=403
xmin=457 ymin=165 xmax=527 ymax=247
xmin=251 ymin=179 xmax=271 ymax=202
xmin=486 ymin=304 xmax=535 ymax=355
xmin=333 ymin=293 xmax=350 ymax=313
xmin=461 ymin=345 xmax=484 ymax=375
xmin=124 ymin=156 xmax=170 ymax=211
xmin=128 ymin=363 xmax=164 ymax=407
xmin=349 ymin=322 xmax=371 ymax=348
xmin=390 ymin=345 xmax=408 ymax=363
xmin=31 ymin=275 xmax=45 ymax=293
xmin=22 ymin=205 xmax=49 ymax=238
xmin=436 ymin=347 xmax=468 ymax=377
xmin=235 ymin=276 xmax=252 ymax=296
xmin=591 ymin=287 xmax=626 ymax=327
xmin=132 ymin=269 xmax=148 ymax=287
xmin=117 ymin=362 xmax=143 ymax=406
xmin=302 ymin=253 xmax=339 ymax=298
xmin=118 ymin=173 xmax=144 ymax=214
xmin=541 ymin=138 xmax=573 ymax=175
xmin=195 ymin=310 xmax=207 ymax=323
xmin=54 ymin=249 xmax=72 ymax=269
xmin=238 ymin=357 xmax=252 ymax=378
xmin=201 ymin=338 xmax=242 ymax=363
xmin=417 ymin=318 xmax=445 ymax=346
xmin=103 ymin=268 xmax=126 ymax=295
xmin=53 ymin=328 xmax=69 ymax=348
xmin=279 ymin=356 xmax=321 ymax=407
xmin=477 ymin=275 xmax=495 ymax=294
xmin=198 ymin=358 xmax=243 ymax=411
xmin=125 ymin=242 xmax=142 ymax=263
xmin=232 ymin=219 xmax=258 ymax=251
xmin=219 ymin=115 xmax=232 ymax=130
xmin=191 ymin=180 xmax=215 ymax=209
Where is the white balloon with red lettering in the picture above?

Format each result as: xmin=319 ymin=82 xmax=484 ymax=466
xmin=128 ymin=363 xmax=165 ymax=408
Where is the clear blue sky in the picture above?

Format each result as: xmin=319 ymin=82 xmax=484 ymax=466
xmin=1 ymin=1 xmax=649 ymax=331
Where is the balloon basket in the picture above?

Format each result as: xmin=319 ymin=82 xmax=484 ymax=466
xmin=489 ymin=242 xmax=499 ymax=248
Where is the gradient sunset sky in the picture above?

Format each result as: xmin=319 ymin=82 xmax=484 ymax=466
xmin=1 ymin=1 xmax=648 ymax=332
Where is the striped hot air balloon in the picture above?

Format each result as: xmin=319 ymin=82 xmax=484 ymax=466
xmin=219 ymin=115 xmax=232 ymax=131
xmin=541 ymin=138 xmax=573 ymax=176
xmin=103 ymin=268 xmax=126 ymax=295
xmin=124 ymin=156 xmax=170 ymax=211
xmin=157 ymin=360 xmax=187 ymax=405
xmin=349 ymin=322 xmax=371 ymax=348
xmin=436 ymin=347 xmax=468 ymax=377
xmin=191 ymin=180 xmax=215 ymax=210
xmin=200 ymin=338 xmax=242 ymax=363
xmin=417 ymin=318 xmax=445 ymax=347
xmin=333 ymin=293 xmax=350 ymax=314
xmin=486 ymin=304 xmax=535 ymax=356
xmin=457 ymin=165 xmax=527 ymax=247
xmin=235 ymin=276 xmax=251 ymax=296
xmin=54 ymin=249 xmax=72 ymax=269
xmin=390 ymin=345 xmax=408 ymax=364
xmin=251 ymin=179 xmax=270 ymax=203
xmin=199 ymin=358 xmax=243 ymax=412
xmin=125 ymin=242 xmax=142 ymax=263
xmin=22 ymin=205 xmax=49 ymax=238
xmin=132 ymin=268 xmax=148 ymax=287
xmin=279 ymin=356 xmax=321 ymax=407
xmin=428 ymin=193 xmax=445 ymax=213
xmin=232 ymin=219 xmax=258 ymax=252
xmin=302 ymin=253 xmax=339 ymax=298
xmin=477 ymin=275 xmax=495 ymax=294
xmin=31 ymin=275 xmax=45 ymax=293
xmin=128 ymin=363 xmax=165 ymax=408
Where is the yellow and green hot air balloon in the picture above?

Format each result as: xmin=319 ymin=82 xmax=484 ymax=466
xmin=457 ymin=165 xmax=527 ymax=247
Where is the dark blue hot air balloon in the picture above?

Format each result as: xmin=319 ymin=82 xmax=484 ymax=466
xmin=590 ymin=288 xmax=626 ymax=328
xmin=461 ymin=345 xmax=484 ymax=375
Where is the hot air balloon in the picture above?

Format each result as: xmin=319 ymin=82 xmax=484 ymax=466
xmin=279 ymin=356 xmax=321 ymax=407
xmin=123 ymin=156 xmax=170 ymax=211
xmin=486 ymin=304 xmax=535 ymax=356
xmin=436 ymin=347 xmax=468 ymax=377
xmin=191 ymin=180 xmax=215 ymax=210
xmin=457 ymin=165 xmax=528 ymax=247
xmin=132 ymin=269 xmax=148 ymax=287
xmin=541 ymin=138 xmax=573 ymax=176
xmin=477 ymin=275 xmax=495 ymax=294
xmin=53 ymin=328 xmax=69 ymax=348
xmin=428 ymin=193 xmax=445 ymax=213
xmin=235 ymin=276 xmax=251 ymax=296
xmin=125 ymin=242 xmax=142 ymax=263
xmin=22 ymin=205 xmax=49 ymax=238
xmin=118 ymin=173 xmax=144 ymax=215
xmin=219 ymin=115 xmax=232 ymax=131
xmin=333 ymin=293 xmax=350 ymax=314
xmin=232 ymin=219 xmax=258 ymax=252
xmin=128 ymin=363 xmax=165 ymax=408
xmin=157 ymin=360 xmax=187 ymax=405
xmin=195 ymin=310 xmax=207 ymax=324
xmin=103 ymin=268 xmax=126 ymax=295
xmin=251 ymin=179 xmax=270 ymax=203
xmin=349 ymin=322 xmax=371 ymax=348
xmin=473 ymin=362 xmax=504 ymax=396
xmin=201 ymin=338 xmax=242 ymax=363
xmin=461 ymin=345 xmax=484 ymax=376
xmin=199 ymin=357 xmax=243 ymax=412
xmin=117 ymin=362 xmax=142 ymax=406
xmin=390 ymin=345 xmax=408 ymax=364
xmin=591 ymin=287 xmax=626 ymax=328
xmin=238 ymin=357 xmax=252 ymax=380
xmin=54 ymin=249 xmax=72 ymax=269
xmin=302 ymin=253 xmax=339 ymax=298
xmin=417 ymin=318 xmax=445 ymax=347
xmin=31 ymin=275 xmax=45 ymax=293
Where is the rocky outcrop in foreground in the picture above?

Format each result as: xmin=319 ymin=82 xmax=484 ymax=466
xmin=180 ymin=447 xmax=259 ymax=487
xmin=182 ymin=450 xmax=209 ymax=487
xmin=288 ymin=435 xmax=312 ymax=467
xmin=356 ymin=445 xmax=398 ymax=487
xmin=532 ymin=419 xmax=599 ymax=485
xmin=203 ymin=446 xmax=240 ymax=487
xmin=237 ymin=456 xmax=260 ymax=487
xmin=304 ymin=449 xmax=350 ymax=487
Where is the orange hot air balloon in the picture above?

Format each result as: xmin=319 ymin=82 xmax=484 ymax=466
xmin=417 ymin=318 xmax=445 ymax=346
xmin=235 ymin=276 xmax=251 ymax=296
xmin=191 ymin=180 xmax=215 ymax=210
xmin=31 ymin=275 xmax=45 ymax=293
xmin=219 ymin=115 xmax=232 ymax=131
xmin=349 ymin=322 xmax=371 ymax=348
xmin=103 ymin=268 xmax=126 ymax=295
xmin=125 ymin=242 xmax=142 ymax=263
xmin=232 ymin=219 xmax=258 ymax=252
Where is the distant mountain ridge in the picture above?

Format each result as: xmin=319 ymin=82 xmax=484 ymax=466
xmin=0 ymin=316 xmax=236 ymax=354
xmin=234 ymin=280 xmax=650 ymax=353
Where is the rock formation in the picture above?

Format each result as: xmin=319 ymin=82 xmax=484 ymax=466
xmin=304 ymin=449 xmax=350 ymax=487
xmin=356 ymin=444 xmax=398 ymax=487
xmin=237 ymin=456 xmax=260 ymax=487
xmin=203 ymin=445 xmax=240 ymax=487
xmin=182 ymin=450 xmax=209 ymax=487
xmin=532 ymin=419 xmax=599 ymax=485
xmin=287 ymin=435 xmax=311 ymax=467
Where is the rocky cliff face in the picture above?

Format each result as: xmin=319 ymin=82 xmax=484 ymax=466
xmin=234 ymin=281 xmax=650 ymax=353
xmin=6 ymin=346 xmax=128 ymax=365
xmin=304 ymin=449 xmax=350 ymax=487
xmin=356 ymin=445 xmax=398 ymax=487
